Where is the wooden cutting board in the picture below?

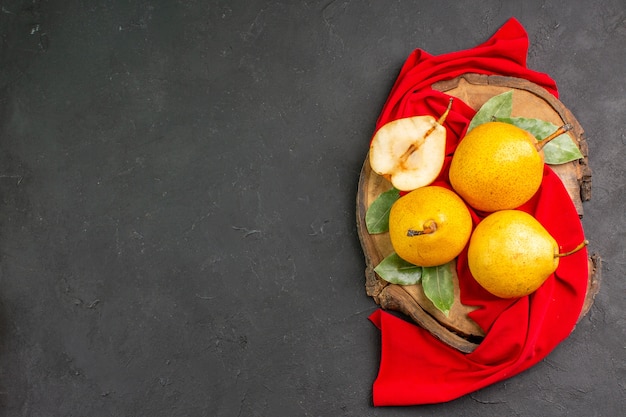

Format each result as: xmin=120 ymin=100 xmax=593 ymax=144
xmin=356 ymin=74 xmax=601 ymax=353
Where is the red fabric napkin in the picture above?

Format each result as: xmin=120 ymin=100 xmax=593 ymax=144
xmin=369 ymin=18 xmax=588 ymax=405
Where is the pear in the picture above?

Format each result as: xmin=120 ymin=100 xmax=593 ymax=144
xmin=369 ymin=99 xmax=452 ymax=191
xmin=467 ymin=210 xmax=587 ymax=298
xmin=449 ymin=121 xmax=571 ymax=212
xmin=388 ymin=185 xmax=473 ymax=267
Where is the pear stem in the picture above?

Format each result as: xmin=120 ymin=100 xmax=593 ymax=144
xmin=536 ymin=123 xmax=573 ymax=152
xmin=436 ymin=97 xmax=454 ymax=125
xmin=402 ymin=98 xmax=454 ymax=164
xmin=407 ymin=220 xmax=437 ymax=237
xmin=555 ymin=239 xmax=589 ymax=258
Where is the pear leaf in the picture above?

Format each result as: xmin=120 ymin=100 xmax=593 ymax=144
xmin=497 ymin=116 xmax=584 ymax=164
xmin=542 ymin=134 xmax=584 ymax=164
xmin=467 ymin=90 xmax=513 ymax=132
xmin=421 ymin=262 xmax=455 ymax=316
xmin=374 ymin=252 xmax=422 ymax=285
xmin=365 ymin=187 xmax=400 ymax=234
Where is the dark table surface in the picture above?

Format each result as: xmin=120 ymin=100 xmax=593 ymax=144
xmin=1 ymin=0 xmax=625 ymax=415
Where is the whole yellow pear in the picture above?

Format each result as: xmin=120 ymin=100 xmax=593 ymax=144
xmin=449 ymin=122 xmax=544 ymax=212
xmin=467 ymin=210 xmax=559 ymax=298
xmin=389 ymin=186 xmax=473 ymax=267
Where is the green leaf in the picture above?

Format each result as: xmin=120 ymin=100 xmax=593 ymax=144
xmin=421 ymin=262 xmax=455 ymax=316
xmin=467 ymin=90 xmax=513 ymax=132
xmin=497 ymin=117 xmax=584 ymax=164
xmin=374 ymin=252 xmax=422 ymax=285
xmin=542 ymin=134 xmax=584 ymax=164
xmin=365 ymin=188 xmax=400 ymax=234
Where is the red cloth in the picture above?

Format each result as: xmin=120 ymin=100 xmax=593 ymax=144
xmin=375 ymin=17 xmax=558 ymax=131
xmin=369 ymin=18 xmax=588 ymax=405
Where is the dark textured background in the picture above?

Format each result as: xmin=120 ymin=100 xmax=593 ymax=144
xmin=1 ymin=1 xmax=625 ymax=415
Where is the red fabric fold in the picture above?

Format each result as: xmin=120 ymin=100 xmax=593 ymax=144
xmin=375 ymin=17 xmax=558 ymax=130
xmin=368 ymin=18 xmax=587 ymax=405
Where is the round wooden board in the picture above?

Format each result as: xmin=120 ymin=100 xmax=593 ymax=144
xmin=357 ymin=74 xmax=601 ymax=353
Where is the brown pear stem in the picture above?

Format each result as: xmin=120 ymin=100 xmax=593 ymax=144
xmin=555 ymin=239 xmax=589 ymax=258
xmin=407 ymin=220 xmax=437 ymax=237
xmin=400 ymin=99 xmax=454 ymax=164
xmin=536 ymin=123 xmax=573 ymax=152
xmin=436 ymin=97 xmax=454 ymax=125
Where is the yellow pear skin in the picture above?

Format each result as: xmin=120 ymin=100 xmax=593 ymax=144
xmin=389 ymin=186 xmax=473 ymax=267
xmin=449 ymin=122 xmax=544 ymax=212
xmin=467 ymin=210 xmax=559 ymax=298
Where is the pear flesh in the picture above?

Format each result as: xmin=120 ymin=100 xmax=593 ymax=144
xmin=369 ymin=116 xmax=447 ymax=191
xmin=467 ymin=210 xmax=560 ymax=299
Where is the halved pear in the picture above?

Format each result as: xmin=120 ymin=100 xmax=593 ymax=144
xmin=369 ymin=100 xmax=451 ymax=191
